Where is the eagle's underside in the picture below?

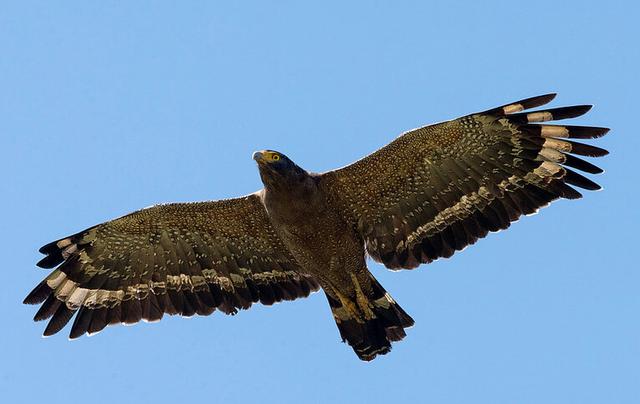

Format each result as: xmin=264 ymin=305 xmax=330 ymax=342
xmin=24 ymin=93 xmax=609 ymax=361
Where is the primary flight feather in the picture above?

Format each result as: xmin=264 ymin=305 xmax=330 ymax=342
xmin=24 ymin=94 xmax=609 ymax=361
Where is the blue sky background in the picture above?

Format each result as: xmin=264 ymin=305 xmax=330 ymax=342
xmin=1 ymin=2 xmax=638 ymax=403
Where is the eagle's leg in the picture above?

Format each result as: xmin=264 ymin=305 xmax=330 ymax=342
xmin=330 ymin=286 xmax=365 ymax=323
xmin=349 ymin=272 xmax=375 ymax=320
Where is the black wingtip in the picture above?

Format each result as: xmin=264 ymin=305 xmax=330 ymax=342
xmin=33 ymin=295 xmax=61 ymax=322
xmin=568 ymin=141 xmax=609 ymax=157
xmin=565 ymin=126 xmax=610 ymax=139
xmin=511 ymin=93 xmax=558 ymax=110
xmin=36 ymin=254 xmax=63 ymax=269
xmin=43 ymin=306 xmax=75 ymax=337
xmin=23 ymin=281 xmax=53 ymax=305
xmin=69 ymin=307 xmax=92 ymax=340
xmin=38 ymin=240 xmax=59 ymax=255
xmin=548 ymin=105 xmax=593 ymax=120
xmin=482 ymin=93 xmax=558 ymax=116
xmin=564 ymin=168 xmax=602 ymax=191
xmin=531 ymin=93 xmax=557 ymax=105
xmin=563 ymin=154 xmax=604 ymax=174
xmin=581 ymin=126 xmax=611 ymax=139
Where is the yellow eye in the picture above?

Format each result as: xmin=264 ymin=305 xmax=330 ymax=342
xmin=271 ymin=154 xmax=280 ymax=161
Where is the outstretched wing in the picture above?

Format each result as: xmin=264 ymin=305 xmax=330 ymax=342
xmin=322 ymin=94 xmax=609 ymax=270
xmin=24 ymin=193 xmax=319 ymax=338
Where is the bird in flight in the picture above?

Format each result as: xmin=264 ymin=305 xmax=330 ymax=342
xmin=24 ymin=94 xmax=609 ymax=361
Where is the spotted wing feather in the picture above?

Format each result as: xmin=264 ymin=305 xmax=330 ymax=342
xmin=323 ymin=94 xmax=609 ymax=270
xmin=24 ymin=193 xmax=319 ymax=338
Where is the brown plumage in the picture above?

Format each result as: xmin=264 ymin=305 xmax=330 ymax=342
xmin=24 ymin=94 xmax=609 ymax=361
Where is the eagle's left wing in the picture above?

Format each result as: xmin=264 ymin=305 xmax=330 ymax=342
xmin=24 ymin=193 xmax=319 ymax=338
xmin=322 ymin=94 xmax=609 ymax=270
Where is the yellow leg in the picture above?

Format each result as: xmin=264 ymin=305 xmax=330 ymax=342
xmin=330 ymin=285 xmax=365 ymax=324
xmin=350 ymin=273 xmax=375 ymax=320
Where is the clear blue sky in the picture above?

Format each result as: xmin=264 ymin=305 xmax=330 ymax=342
xmin=1 ymin=2 xmax=637 ymax=403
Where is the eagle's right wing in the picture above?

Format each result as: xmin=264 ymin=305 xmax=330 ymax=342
xmin=322 ymin=94 xmax=609 ymax=270
xmin=24 ymin=193 xmax=319 ymax=339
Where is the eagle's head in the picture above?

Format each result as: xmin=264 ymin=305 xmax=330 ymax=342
xmin=252 ymin=150 xmax=309 ymax=191
xmin=252 ymin=150 xmax=292 ymax=170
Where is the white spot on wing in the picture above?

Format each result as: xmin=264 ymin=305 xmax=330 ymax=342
xmin=527 ymin=111 xmax=553 ymax=122
xmin=541 ymin=125 xmax=569 ymax=138
xmin=503 ymin=104 xmax=524 ymax=114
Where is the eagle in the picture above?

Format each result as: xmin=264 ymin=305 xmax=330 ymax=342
xmin=24 ymin=94 xmax=609 ymax=361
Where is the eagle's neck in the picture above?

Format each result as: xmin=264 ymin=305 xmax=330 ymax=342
xmin=259 ymin=166 xmax=323 ymax=211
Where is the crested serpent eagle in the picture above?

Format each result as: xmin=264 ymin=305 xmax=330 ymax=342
xmin=24 ymin=94 xmax=609 ymax=361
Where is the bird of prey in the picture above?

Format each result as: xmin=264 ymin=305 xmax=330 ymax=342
xmin=24 ymin=94 xmax=609 ymax=361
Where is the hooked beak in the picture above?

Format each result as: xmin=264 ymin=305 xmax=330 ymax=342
xmin=252 ymin=151 xmax=265 ymax=163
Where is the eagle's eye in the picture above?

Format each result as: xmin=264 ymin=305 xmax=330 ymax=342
xmin=271 ymin=154 xmax=280 ymax=161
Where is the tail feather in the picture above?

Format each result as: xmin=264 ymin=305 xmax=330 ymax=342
xmin=327 ymin=276 xmax=414 ymax=361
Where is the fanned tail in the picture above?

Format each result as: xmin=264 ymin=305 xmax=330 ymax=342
xmin=326 ymin=275 xmax=414 ymax=361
